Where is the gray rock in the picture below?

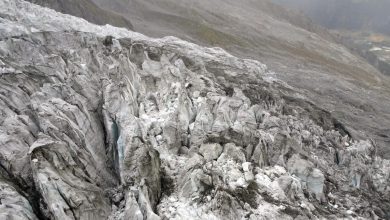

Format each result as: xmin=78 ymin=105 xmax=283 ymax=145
xmin=199 ymin=143 xmax=223 ymax=161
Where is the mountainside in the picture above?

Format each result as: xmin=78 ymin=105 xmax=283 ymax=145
xmin=335 ymin=31 xmax=390 ymax=77
xmin=272 ymin=0 xmax=390 ymax=35
xmin=1 ymin=0 xmax=389 ymax=219
xmin=26 ymin=0 xmax=133 ymax=30
xmin=91 ymin=0 xmax=390 ymax=159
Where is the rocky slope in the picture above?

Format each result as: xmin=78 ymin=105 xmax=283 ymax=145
xmin=92 ymin=0 xmax=390 ymax=159
xmin=0 ymin=0 xmax=389 ymax=220
xmin=272 ymin=0 xmax=390 ymax=36
xmin=25 ymin=0 xmax=133 ymax=30
xmin=335 ymin=31 xmax=390 ymax=77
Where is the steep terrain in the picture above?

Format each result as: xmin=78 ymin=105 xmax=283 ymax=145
xmin=26 ymin=0 xmax=133 ymax=30
xmin=0 ymin=0 xmax=389 ymax=220
xmin=272 ymin=0 xmax=390 ymax=35
xmin=91 ymin=0 xmax=390 ymax=159
xmin=334 ymin=31 xmax=390 ymax=76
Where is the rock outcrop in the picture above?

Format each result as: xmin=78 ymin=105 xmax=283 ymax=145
xmin=0 ymin=0 xmax=389 ymax=219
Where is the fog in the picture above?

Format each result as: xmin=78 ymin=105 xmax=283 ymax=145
xmin=272 ymin=0 xmax=390 ymax=35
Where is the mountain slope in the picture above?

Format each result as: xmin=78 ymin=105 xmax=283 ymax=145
xmin=26 ymin=0 xmax=133 ymax=30
xmin=272 ymin=0 xmax=390 ymax=35
xmin=91 ymin=0 xmax=390 ymax=159
xmin=1 ymin=0 xmax=389 ymax=219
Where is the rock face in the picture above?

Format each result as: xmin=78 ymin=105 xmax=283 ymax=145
xmin=0 ymin=0 xmax=389 ymax=219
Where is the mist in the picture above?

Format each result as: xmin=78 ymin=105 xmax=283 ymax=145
xmin=272 ymin=0 xmax=390 ymax=35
